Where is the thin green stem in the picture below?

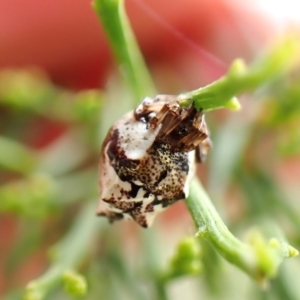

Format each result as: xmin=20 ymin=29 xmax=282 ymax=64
xmin=178 ymin=37 xmax=300 ymax=111
xmin=155 ymin=281 xmax=168 ymax=300
xmin=141 ymin=230 xmax=168 ymax=300
xmin=106 ymin=247 xmax=146 ymax=300
xmin=93 ymin=0 xmax=155 ymax=101
xmin=185 ymin=178 xmax=298 ymax=284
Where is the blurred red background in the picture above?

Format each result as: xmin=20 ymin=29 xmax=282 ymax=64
xmin=0 ymin=0 xmax=275 ymax=90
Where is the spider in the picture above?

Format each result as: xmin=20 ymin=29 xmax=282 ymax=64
xmin=97 ymin=94 xmax=211 ymax=227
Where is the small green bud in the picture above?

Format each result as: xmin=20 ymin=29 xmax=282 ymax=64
xmin=176 ymin=237 xmax=202 ymax=259
xmin=62 ymin=270 xmax=87 ymax=297
xmin=167 ymin=237 xmax=203 ymax=279
xmin=224 ymin=97 xmax=241 ymax=111
xmin=248 ymin=230 xmax=280 ymax=279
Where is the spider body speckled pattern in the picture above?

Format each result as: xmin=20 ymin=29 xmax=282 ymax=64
xmin=97 ymin=95 xmax=211 ymax=227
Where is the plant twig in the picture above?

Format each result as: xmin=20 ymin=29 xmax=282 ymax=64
xmin=93 ymin=0 xmax=155 ymax=100
xmin=142 ymin=230 xmax=168 ymax=300
xmin=178 ymin=38 xmax=300 ymax=111
xmin=185 ymin=178 xmax=298 ymax=284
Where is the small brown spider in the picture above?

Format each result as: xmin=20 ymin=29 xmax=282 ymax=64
xmin=97 ymin=95 xmax=211 ymax=227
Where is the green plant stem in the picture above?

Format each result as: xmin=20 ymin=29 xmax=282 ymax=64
xmin=107 ymin=249 xmax=146 ymax=300
xmin=155 ymin=282 xmax=168 ymax=300
xmin=93 ymin=0 xmax=155 ymax=101
xmin=178 ymin=38 xmax=300 ymax=111
xmin=23 ymin=203 xmax=101 ymax=300
xmin=142 ymin=231 xmax=168 ymax=300
xmin=185 ymin=178 xmax=298 ymax=284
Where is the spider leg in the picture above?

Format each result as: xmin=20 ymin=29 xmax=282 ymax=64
xmin=195 ymin=137 xmax=212 ymax=163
